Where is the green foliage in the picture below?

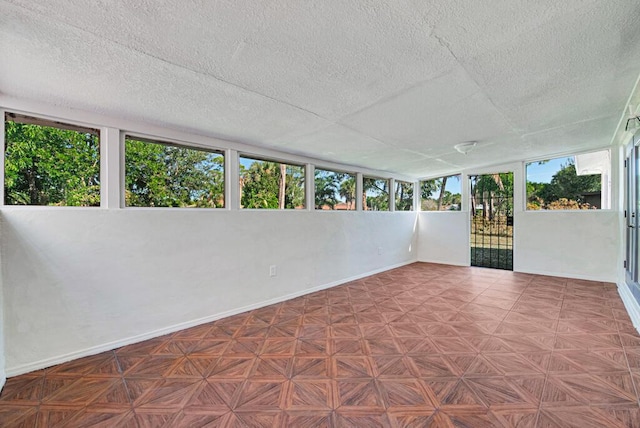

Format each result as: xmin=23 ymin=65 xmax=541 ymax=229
xmin=339 ymin=176 xmax=356 ymax=209
xmin=420 ymin=179 xmax=439 ymax=200
xmin=314 ymin=174 xmax=338 ymax=209
xmin=395 ymin=181 xmax=414 ymax=211
xmin=470 ymin=173 xmax=514 ymax=219
xmin=363 ymin=177 xmax=389 ymax=211
xmin=421 ymin=175 xmax=461 ymax=211
xmin=240 ymin=160 xmax=304 ymax=209
xmin=314 ymin=170 xmax=354 ymax=210
xmin=527 ymin=160 xmax=601 ymax=209
xmin=5 ymin=120 xmax=100 ymax=206
xmin=125 ymin=139 xmax=224 ymax=207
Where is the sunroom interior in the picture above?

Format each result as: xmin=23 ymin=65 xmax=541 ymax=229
xmin=1 ymin=1 xmax=640 ymax=425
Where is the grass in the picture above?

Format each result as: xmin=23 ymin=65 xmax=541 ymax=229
xmin=471 ymin=247 xmax=513 ymax=270
xmin=470 ymin=221 xmax=513 ymax=270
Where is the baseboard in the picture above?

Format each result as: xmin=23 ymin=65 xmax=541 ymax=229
xmin=618 ymin=281 xmax=640 ymax=332
xmin=513 ymin=267 xmax=615 ymax=283
xmin=6 ymin=259 xmax=416 ymax=377
xmin=416 ymin=258 xmax=468 ymax=267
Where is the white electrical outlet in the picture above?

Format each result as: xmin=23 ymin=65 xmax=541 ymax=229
xmin=377 ymin=247 xmax=383 ymax=255
xmin=269 ymin=265 xmax=277 ymax=277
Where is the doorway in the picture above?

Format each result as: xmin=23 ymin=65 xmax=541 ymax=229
xmin=469 ymin=172 xmax=514 ymax=270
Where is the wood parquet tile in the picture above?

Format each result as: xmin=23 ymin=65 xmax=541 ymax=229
xmin=2 ymin=262 xmax=640 ymax=426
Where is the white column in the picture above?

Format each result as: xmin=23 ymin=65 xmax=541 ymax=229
xmin=356 ymin=173 xmax=364 ymax=211
xmin=389 ymin=178 xmax=396 ymax=212
xmin=414 ymin=181 xmax=420 ymax=211
xmin=227 ymin=149 xmax=240 ymax=210
xmin=306 ymin=163 xmax=315 ymax=211
xmin=101 ymin=127 xmax=121 ymax=209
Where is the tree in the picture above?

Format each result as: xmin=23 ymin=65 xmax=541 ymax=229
xmin=542 ymin=162 xmax=600 ymax=205
xmin=527 ymin=160 xmax=601 ymax=209
xmin=470 ymin=173 xmax=513 ymax=219
xmin=339 ymin=176 xmax=356 ymax=210
xmin=124 ymin=139 xmax=224 ymax=207
xmin=395 ymin=181 xmax=414 ymax=211
xmin=420 ymin=179 xmax=439 ymax=200
xmin=437 ymin=176 xmax=448 ymax=210
xmin=5 ymin=120 xmax=100 ymax=206
xmin=421 ymin=176 xmax=461 ymax=211
xmin=364 ymin=178 xmax=389 ymax=211
xmin=240 ymin=160 xmax=304 ymax=209
xmin=314 ymin=173 xmax=339 ymax=209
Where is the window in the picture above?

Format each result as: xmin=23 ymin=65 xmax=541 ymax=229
xmin=124 ymin=137 xmax=224 ymax=207
xmin=420 ymin=175 xmax=462 ymax=211
xmin=314 ymin=168 xmax=356 ymax=210
xmin=526 ymin=150 xmax=610 ymax=210
xmin=4 ymin=113 xmax=100 ymax=206
xmin=240 ymin=156 xmax=305 ymax=209
xmin=395 ymin=180 xmax=414 ymax=211
xmin=363 ymin=177 xmax=389 ymax=211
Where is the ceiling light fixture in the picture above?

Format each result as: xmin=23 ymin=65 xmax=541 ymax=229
xmin=454 ymin=141 xmax=477 ymax=155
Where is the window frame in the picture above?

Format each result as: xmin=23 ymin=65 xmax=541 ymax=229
xmin=524 ymin=148 xmax=611 ymax=212
xmin=313 ymin=166 xmax=357 ymax=211
xmin=123 ymin=133 xmax=226 ymax=209
xmin=394 ymin=179 xmax=415 ymax=211
xmin=238 ymin=154 xmax=307 ymax=210
xmin=419 ymin=174 xmax=462 ymax=212
xmin=3 ymin=111 xmax=102 ymax=208
xmin=362 ymin=175 xmax=391 ymax=212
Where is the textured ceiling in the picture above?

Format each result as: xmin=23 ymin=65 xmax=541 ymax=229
xmin=1 ymin=0 xmax=639 ymax=178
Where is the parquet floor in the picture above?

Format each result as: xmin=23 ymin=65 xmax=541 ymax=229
xmin=1 ymin=263 xmax=640 ymax=427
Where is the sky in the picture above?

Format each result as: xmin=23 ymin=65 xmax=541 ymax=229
xmin=240 ymin=156 xmax=258 ymax=169
xmin=526 ymin=157 xmax=573 ymax=183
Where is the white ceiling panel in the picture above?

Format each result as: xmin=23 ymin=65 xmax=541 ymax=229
xmin=1 ymin=0 xmax=639 ymax=178
xmin=342 ymin=66 xmax=515 ymax=151
xmin=0 ymin=4 xmax=331 ymax=146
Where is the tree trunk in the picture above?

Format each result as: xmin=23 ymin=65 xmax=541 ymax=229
xmin=482 ymin=191 xmax=488 ymax=220
xmin=489 ymin=192 xmax=495 ymax=221
xmin=437 ymin=176 xmax=448 ymax=210
xmin=278 ymin=164 xmax=286 ymax=209
xmin=470 ymin=181 xmax=476 ymax=214
xmin=492 ymin=173 xmax=504 ymax=191
xmin=27 ymin=169 xmax=39 ymax=204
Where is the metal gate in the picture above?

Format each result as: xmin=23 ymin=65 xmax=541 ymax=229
xmin=470 ymin=173 xmax=514 ymax=270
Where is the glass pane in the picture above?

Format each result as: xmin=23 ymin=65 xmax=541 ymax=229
xmin=314 ymin=168 xmax=356 ymax=210
xmin=125 ymin=138 xmax=224 ymax=208
xmin=395 ymin=180 xmax=414 ymax=211
xmin=240 ymin=156 xmax=305 ymax=209
xmin=363 ymin=177 xmax=389 ymax=211
xmin=526 ymin=150 xmax=609 ymax=210
xmin=420 ymin=175 xmax=461 ymax=211
xmin=4 ymin=113 xmax=100 ymax=206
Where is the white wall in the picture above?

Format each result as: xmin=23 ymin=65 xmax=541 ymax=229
xmin=417 ymin=157 xmax=619 ymax=283
xmin=514 ymin=211 xmax=618 ymax=281
xmin=1 ymin=209 xmax=416 ymax=375
xmin=418 ymin=209 xmax=618 ymax=282
xmin=417 ymin=212 xmax=469 ymax=266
